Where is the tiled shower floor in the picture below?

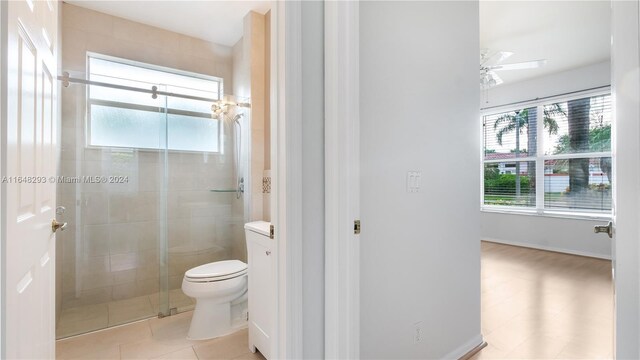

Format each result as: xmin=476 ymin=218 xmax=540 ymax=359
xmin=57 ymin=289 xmax=195 ymax=339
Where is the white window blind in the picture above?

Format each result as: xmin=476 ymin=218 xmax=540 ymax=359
xmin=87 ymin=54 xmax=223 ymax=152
xmin=482 ymin=93 xmax=612 ymax=214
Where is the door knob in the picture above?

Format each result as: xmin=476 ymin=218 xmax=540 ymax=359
xmin=594 ymin=221 xmax=613 ymax=239
xmin=51 ymin=219 xmax=67 ymax=232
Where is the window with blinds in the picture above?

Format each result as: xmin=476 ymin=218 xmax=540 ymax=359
xmin=482 ymin=93 xmax=612 ymax=214
xmin=87 ymin=54 xmax=223 ymax=152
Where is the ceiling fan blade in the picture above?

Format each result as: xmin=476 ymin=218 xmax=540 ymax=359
xmin=494 ymin=51 xmax=514 ymax=65
xmin=481 ymin=51 xmax=514 ymax=67
xmin=490 ymin=59 xmax=547 ymax=71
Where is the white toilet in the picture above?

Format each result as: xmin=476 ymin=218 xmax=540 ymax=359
xmin=181 ymin=259 xmax=248 ymax=340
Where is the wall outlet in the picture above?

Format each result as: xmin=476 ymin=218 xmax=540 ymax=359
xmin=413 ymin=321 xmax=423 ymax=344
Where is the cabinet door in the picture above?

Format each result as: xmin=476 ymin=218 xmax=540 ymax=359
xmin=248 ymin=239 xmax=272 ymax=358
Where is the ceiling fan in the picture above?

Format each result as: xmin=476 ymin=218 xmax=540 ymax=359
xmin=480 ymin=50 xmax=547 ymax=88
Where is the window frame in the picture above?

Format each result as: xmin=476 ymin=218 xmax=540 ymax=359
xmin=85 ymin=52 xmax=224 ymax=154
xmin=480 ymin=87 xmax=612 ymax=220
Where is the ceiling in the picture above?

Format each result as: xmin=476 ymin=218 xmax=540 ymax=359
xmin=65 ymin=1 xmax=271 ymax=47
xmin=480 ymin=1 xmax=611 ymax=86
xmin=67 ymin=1 xmax=610 ymax=84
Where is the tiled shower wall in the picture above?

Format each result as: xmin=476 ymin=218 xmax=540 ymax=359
xmin=58 ymin=4 xmax=245 ymax=310
xmin=232 ymin=11 xmax=270 ymax=223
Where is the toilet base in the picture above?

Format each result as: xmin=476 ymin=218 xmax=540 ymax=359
xmin=188 ymin=300 xmax=235 ymax=340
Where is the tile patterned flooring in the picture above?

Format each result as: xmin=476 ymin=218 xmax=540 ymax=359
xmin=472 ymin=241 xmax=613 ymax=359
xmin=57 ymin=289 xmax=195 ymax=339
xmin=56 ymin=311 xmax=265 ymax=360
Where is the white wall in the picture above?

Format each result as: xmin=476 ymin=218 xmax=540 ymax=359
xmin=360 ymin=2 xmax=481 ymax=358
xmin=482 ymin=212 xmax=611 ymax=258
xmin=481 ymin=61 xmax=610 ymax=108
xmin=611 ymin=1 xmax=640 ymax=357
xmin=481 ymin=61 xmax=613 ymax=259
xmin=301 ymin=1 xmax=325 ymax=358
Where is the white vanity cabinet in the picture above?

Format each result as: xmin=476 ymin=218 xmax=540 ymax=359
xmin=244 ymin=221 xmax=273 ymax=359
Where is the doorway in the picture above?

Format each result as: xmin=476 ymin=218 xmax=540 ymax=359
xmin=326 ymin=0 xmax=640 ymax=359
xmin=54 ymin=3 xmax=265 ymax=339
xmin=2 ymin=2 xmax=308 ymax=354
xmin=478 ymin=1 xmax=614 ymax=358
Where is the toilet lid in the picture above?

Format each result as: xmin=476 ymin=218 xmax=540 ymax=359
xmin=185 ymin=260 xmax=248 ymax=279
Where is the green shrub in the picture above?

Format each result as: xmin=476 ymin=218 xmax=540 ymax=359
xmin=484 ymin=174 xmax=531 ymax=195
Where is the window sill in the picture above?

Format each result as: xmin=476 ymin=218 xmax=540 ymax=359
xmin=480 ymin=206 xmax=612 ymax=221
xmin=84 ymin=145 xmax=222 ymax=155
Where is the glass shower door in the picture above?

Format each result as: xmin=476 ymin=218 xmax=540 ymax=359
xmin=55 ymin=60 xmax=247 ymax=338
xmin=56 ymin=71 xmax=169 ymax=338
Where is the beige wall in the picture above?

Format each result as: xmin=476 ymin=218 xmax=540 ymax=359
xmin=58 ymin=3 xmax=241 ymax=312
xmin=61 ymin=4 xmax=233 ymax=87
xmin=263 ymin=10 xmax=271 ymax=221
xmin=232 ymin=11 xmax=270 ymax=222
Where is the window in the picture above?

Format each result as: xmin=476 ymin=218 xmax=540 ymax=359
xmin=87 ymin=54 xmax=223 ymax=152
xmin=482 ymin=93 xmax=612 ymax=215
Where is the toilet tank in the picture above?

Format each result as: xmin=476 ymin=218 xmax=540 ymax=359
xmin=244 ymin=221 xmax=271 ymax=242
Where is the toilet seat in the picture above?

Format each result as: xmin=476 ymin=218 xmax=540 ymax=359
xmin=184 ymin=260 xmax=248 ymax=283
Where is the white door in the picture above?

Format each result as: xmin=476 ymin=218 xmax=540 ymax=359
xmin=3 ymin=0 xmax=58 ymax=358
xmin=611 ymin=1 xmax=640 ymax=357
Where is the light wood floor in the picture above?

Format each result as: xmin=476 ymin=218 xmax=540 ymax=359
xmin=56 ymin=311 xmax=266 ymax=360
xmin=472 ymin=241 xmax=613 ymax=359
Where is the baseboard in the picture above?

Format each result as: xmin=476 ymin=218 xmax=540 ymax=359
xmin=482 ymin=238 xmax=611 ymax=260
xmin=459 ymin=340 xmax=488 ymax=360
xmin=441 ymin=334 xmax=485 ymax=360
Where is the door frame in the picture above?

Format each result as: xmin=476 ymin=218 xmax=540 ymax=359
xmin=324 ymin=1 xmax=360 ymax=358
xmin=271 ymin=1 xmax=303 ymax=358
xmin=324 ymin=1 xmax=640 ymax=359
xmin=0 ymin=0 xmax=5 ymax=355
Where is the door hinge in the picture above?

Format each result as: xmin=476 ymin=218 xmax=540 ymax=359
xmin=270 ymin=224 xmax=275 ymax=239
xmin=354 ymin=220 xmax=361 ymax=235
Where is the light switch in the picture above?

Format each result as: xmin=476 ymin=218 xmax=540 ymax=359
xmin=407 ymin=171 xmax=421 ymax=193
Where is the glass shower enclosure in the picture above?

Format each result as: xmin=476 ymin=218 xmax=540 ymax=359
xmin=56 ymin=55 xmax=248 ymax=338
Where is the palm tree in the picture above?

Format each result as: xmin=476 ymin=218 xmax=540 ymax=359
xmin=493 ymin=105 xmax=562 ymax=148
xmin=493 ymin=106 xmax=561 ymax=197
xmin=553 ymin=109 xmax=610 ymax=184
xmin=566 ymin=98 xmax=591 ymax=201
